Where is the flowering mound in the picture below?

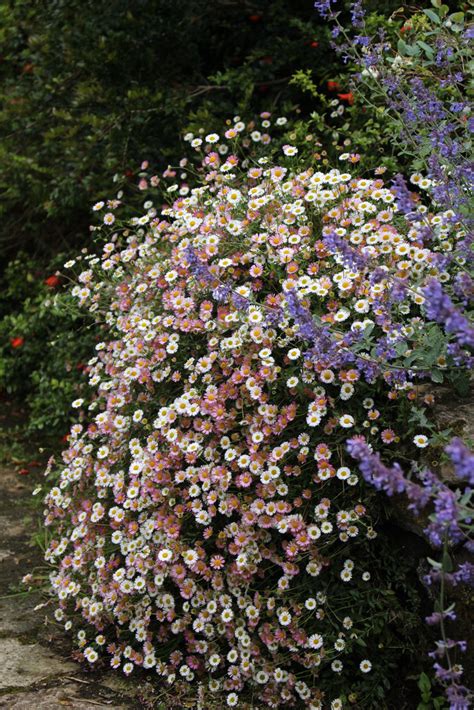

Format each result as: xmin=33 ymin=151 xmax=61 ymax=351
xmin=44 ymin=121 xmax=466 ymax=708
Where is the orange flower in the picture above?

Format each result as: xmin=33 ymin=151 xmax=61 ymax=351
xmin=337 ymin=92 xmax=354 ymax=105
xmin=44 ymin=274 xmax=60 ymax=288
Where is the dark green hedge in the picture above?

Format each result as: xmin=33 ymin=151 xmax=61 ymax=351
xmin=0 ymin=0 xmax=330 ymax=262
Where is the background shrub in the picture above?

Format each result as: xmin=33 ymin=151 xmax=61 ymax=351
xmin=0 ymin=252 xmax=94 ymax=435
xmin=0 ymin=0 xmax=317 ymax=260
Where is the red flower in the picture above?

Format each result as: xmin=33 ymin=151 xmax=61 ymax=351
xmin=248 ymin=14 xmax=262 ymax=22
xmin=10 ymin=336 xmax=24 ymax=349
xmin=17 ymin=467 xmax=30 ymax=476
xmin=310 ymin=40 xmax=319 ymax=48
xmin=327 ymin=80 xmax=341 ymax=92
xmin=337 ymin=92 xmax=354 ymax=105
xmin=44 ymin=274 xmax=60 ymax=288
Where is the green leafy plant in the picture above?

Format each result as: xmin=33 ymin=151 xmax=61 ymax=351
xmin=0 ymin=252 xmax=95 ymax=435
xmin=416 ymin=671 xmax=448 ymax=710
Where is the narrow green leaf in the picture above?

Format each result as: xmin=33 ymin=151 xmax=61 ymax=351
xmin=424 ymin=8 xmax=441 ymax=22
xmin=418 ymin=673 xmax=431 ymax=695
xmin=405 ymin=43 xmax=421 ymax=56
xmin=442 ymin=550 xmax=453 ymax=573
xmin=427 ymin=557 xmax=442 ymax=570
xmin=397 ymin=38 xmax=408 ymax=55
xmin=417 ymin=40 xmax=434 ymax=58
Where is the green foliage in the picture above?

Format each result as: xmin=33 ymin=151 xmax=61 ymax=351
xmin=0 ymin=253 xmax=94 ymax=434
xmin=416 ymin=671 xmax=449 ymax=709
xmin=0 ymin=0 xmax=325 ymax=259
